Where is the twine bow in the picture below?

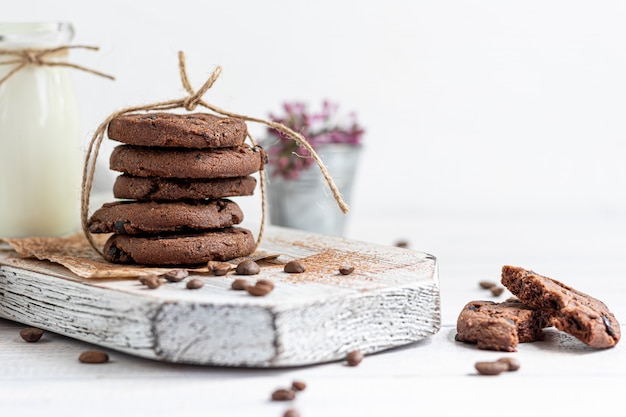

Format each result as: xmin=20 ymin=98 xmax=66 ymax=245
xmin=81 ymin=51 xmax=349 ymax=256
xmin=0 ymin=45 xmax=115 ymax=85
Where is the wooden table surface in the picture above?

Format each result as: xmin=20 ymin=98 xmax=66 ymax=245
xmin=1 ymin=208 xmax=624 ymax=417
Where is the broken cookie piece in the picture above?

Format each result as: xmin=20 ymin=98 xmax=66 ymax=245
xmin=456 ymin=299 xmax=549 ymax=351
xmin=501 ymin=265 xmax=621 ymax=349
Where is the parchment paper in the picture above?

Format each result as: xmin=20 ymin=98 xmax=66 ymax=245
xmin=0 ymin=233 xmax=205 ymax=278
xmin=0 ymin=233 xmax=280 ymax=279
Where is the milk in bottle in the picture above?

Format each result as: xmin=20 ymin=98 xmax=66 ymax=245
xmin=0 ymin=22 xmax=83 ymax=237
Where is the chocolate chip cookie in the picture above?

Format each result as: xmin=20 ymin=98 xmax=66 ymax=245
xmin=103 ymin=227 xmax=256 ymax=265
xmin=456 ymin=299 xmax=549 ymax=351
xmin=109 ymin=144 xmax=266 ymax=179
xmin=112 ymin=174 xmax=257 ymax=201
xmin=501 ymin=265 xmax=620 ymax=348
xmin=87 ymin=199 xmax=244 ymax=234
xmin=107 ymin=112 xmax=247 ymax=148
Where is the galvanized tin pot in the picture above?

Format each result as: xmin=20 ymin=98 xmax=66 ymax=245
xmin=266 ymin=144 xmax=361 ymax=237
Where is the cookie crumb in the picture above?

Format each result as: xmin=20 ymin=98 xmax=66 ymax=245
xmin=246 ymin=281 xmax=273 ymax=296
xmin=490 ymin=286 xmax=505 ymax=296
xmin=339 ymin=266 xmax=355 ymax=275
xmin=186 ymin=278 xmax=204 ymax=289
xmin=284 ymin=260 xmax=305 ymax=273
xmin=160 ymin=269 xmax=188 ymax=282
xmin=212 ymin=263 xmax=232 ymax=276
xmin=394 ymin=240 xmax=409 ymax=248
xmin=474 ymin=360 xmax=508 ymax=375
xmin=139 ymin=275 xmax=162 ymax=289
xmin=256 ymin=279 xmax=275 ymax=290
xmin=79 ymin=350 xmax=109 ymax=364
xmin=497 ymin=357 xmax=521 ymax=371
xmin=291 ymin=380 xmax=306 ymax=391
xmin=19 ymin=327 xmax=44 ymax=343
xmin=283 ymin=409 xmax=300 ymax=417
xmin=231 ymin=278 xmax=249 ymax=291
xmin=346 ymin=349 xmax=364 ymax=366
xmin=271 ymin=388 xmax=296 ymax=401
xmin=236 ymin=259 xmax=260 ymax=275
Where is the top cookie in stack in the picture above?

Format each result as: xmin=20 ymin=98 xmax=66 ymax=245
xmin=87 ymin=112 xmax=266 ymax=266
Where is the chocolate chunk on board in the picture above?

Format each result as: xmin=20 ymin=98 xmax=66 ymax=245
xmin=107 ymin=112 xmax=247 ymax=149
xmin=501 ymin=265 xmax=621 ymax=349
xmin=456 ymin=299 xmax=550 ymax=352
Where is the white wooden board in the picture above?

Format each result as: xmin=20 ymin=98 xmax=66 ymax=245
xmin=0 ymin=226 xmax=440 ymax=367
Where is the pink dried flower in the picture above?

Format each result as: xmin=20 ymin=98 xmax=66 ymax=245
xmin=264 ymin=100 xmax=364 ymax=179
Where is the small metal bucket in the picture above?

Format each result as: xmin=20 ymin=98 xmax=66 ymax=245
xmin=266 ymin=144 xmax=361 ymax=236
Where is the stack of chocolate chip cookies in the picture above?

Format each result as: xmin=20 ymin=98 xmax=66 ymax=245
xmin=87 ymin=112 xmax=266 ymax=266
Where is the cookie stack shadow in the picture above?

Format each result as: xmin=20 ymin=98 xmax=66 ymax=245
xmin=87 ymin=112 xmax=266 ymax=266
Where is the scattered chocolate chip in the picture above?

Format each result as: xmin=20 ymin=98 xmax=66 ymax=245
xmin=19 ymin=327 xmax=44 ymax=343
xmin=346 ymin=349 xmax=364 ymax=366
xmin=213 ymin=263 xmax=232 ymax=276
xmin=490 ymin=286 xmax=505 ymax=296
xmin=256 ymin=279 xmax=275 ymax=290
xmin=160 ymin=269 xmax=189 ymax=282
xmin=283 ymin=409 xmax=300 ymax=417
xmin=231 ymin=278 xmax=250 ymax=290
xmin=236 ymin=259 xmax=260 ymax=275
xmin=284 ymin=260 xmax=305 ymax=273
xmin=246 ymin=282 xmax=273 ymax=296
xmin=186 ymin=278 xmax=204 ymax=289
xmin=79 ymin=350 xmax=109 ymax=364
xmin=395 ymin=240 xmax=409 ymax=248
xmin=291 ymin=380 xmax=306 ymax=391
xmin=208 ymin=261 xmax=232 ymax=276
xmin=474 ymin=360 xmax=508 ymax=375
xmin=497 ymin=357 xmax=521 ymax=372
xmin=479 ymin=280 xmax=497 ymax=289
xmin=271 ymin=388 xmax=296 ymax=401
xmin=339 ymin=266 xmax=355 ymax=275
xmin=139 ymin=275 xmax=162 ymax=289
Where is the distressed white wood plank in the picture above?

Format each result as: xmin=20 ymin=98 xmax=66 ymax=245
xmin=0 ymin=226 xmax=440 ymax=367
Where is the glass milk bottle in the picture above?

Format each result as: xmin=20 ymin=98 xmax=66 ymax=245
xmin=0 ymin=22 xmax=83 ymax=237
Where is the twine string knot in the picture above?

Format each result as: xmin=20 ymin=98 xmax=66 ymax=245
xmin=0 ymin=45 xmax=115 ymax=85
xmin=23 ymin=50 xmax=43 ymax=65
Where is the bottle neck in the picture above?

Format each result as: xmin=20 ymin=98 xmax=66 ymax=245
xmin=0 ymin=22 xmax=74 ymax=49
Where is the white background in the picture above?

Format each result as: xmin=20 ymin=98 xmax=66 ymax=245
xmin=4 ymin=0 xmax=626 ymax=234
xmin=3 ymin=4 xmax=626 ymax=416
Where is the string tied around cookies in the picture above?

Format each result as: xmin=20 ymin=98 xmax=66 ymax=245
xmin=0 ymin=45 xmax=115 ymax=85
xmin=81 ymin=51 xmax=349 ymax=256
xmin=181 ymin=65 xmax=222 ymax=111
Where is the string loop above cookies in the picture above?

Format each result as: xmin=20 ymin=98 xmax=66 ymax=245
xmin=181 ymin=62 xmax=221 ymax=111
